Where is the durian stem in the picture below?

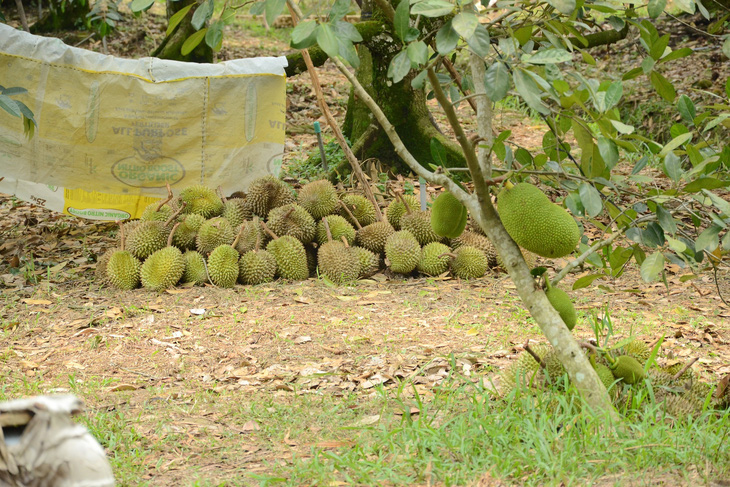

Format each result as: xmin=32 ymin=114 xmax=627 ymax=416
xmin=260 ymin=221 xmax=279 ymax=240
xmin=579 ymin=341 xmax=599 ymax=354
xmin=217 ymin=185 xmax=228 ymax=203
xmin=117 ymin=220 xmax=126 ymax=252
xmin=671 ymin=358 xmax=698 ymax=381
xmin=231 ymin=223 xmax=245 ymax=249
xmin=322 ymin=217 xmax=333 ymax=243
xmin=254 ymin=217 xmax=261 ymax=251
xmin=339 ymin=202 xmax=363 ymax=230
xmin=282 ymin=207 xmax=295 ymax=221
xmin=156 ymin=184 xmax=174 ymax=212
xmin=438 ymin=252 xmax=457 ymax=259
xmin=523 ymin=341 xmax=546 ymax=370
xmin=396 ymin=191 xmax=412 ymax=214
xmin=167 ymin=222 xmax=180 ymax=247
xmin=340 ymin=236 xmax=350 ymax=248
xmin=165 ymin=201 xmax=187 ymax=227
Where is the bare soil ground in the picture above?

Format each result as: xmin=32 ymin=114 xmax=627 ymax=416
xmin=1 ymin=9 xmax=730 ymax=486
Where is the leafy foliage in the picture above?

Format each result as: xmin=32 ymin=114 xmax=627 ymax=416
xmin=0 ymin=85 xmax=36 ymax=139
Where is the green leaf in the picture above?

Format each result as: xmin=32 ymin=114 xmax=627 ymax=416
xmin=655 ymin=204 xmax=677 ymax=235
xmin=514 ymin=26 xmax=533 ymax=46
xmin=339 ymin=38 xmax=360 ymax=68
xmin=663 ymin=152 xmax=683 ymax=182
xmin=522 ymin=48 xmax=572 ymax=65
xmin=333 ymin=20 xmax=362 ymax=42
xmin=581 ymin=50 xmax=596 ymax=65
xmin=610 ymin=120 xmax=634 ymax=134
xmin=265 ymin=0 xmax=286 ymax=29
xmin=658 ymin=47 xmax=693 ymax=63
xmin=484 ymin=61 xmax=510 ymax=102
xmin=388 ymin=50 xmax=411 ymax=83
xmin=513 ymin=69 xmax=549 ymax=115
xmin=603 ymin=81 xmax=623 ymax=110
xmin=641 ymin=56 xmax=656 ymax=74
xmin=545 ymin=0 xmax=575 ymax=14
xmin=0 ymin=94 xmax=21 ymax=118
xmin=290 ymin=21 xmax=319 ymax=49
xmin=572 ymin=273 xmax=603 ymax=290
xmin=130 ymin=0 xmax=154 ymax=12
xmin=406 ymin=41 xmax=428 ymax=68
xmin=430 ymin=137 xmax=447 ymax=166
xmin=191 ymin=0 xmax=212 ymax=30
xmin=181 ymin=28 xmax=207 ymax=56
xmin=683 ymin=177 xmax=730 ymax=193
xmin=411 ymin=70 xmax=428 ymax=89
xmin=579 ymin=182 xmax=603 ymax=217
xmin=666 ymin=236 xmax=687 ymax=253
xmin=623 ymin=67 xmax=644 ymax=80
xmin=205 ymin=21 xmax=224 ymax=50
xmin=677 ymin=94 xmax=696 ymax=123
xmin=394 ymin=0 xmax=411 ymax=43
xmin=723 ymin=36 xmax=730 ymax=60
xmin=167 ymin=4 xmax=194 ymax=35
xmin=597 ymin=137 xmax=618 ymax=169
xmin=329 ymin=0 xmax=351 ymax=21
xmin=452 ymin=12 xmax=478 ymax=39
xmin=658 ymin=132 xmax=692 ymax=158
xmin=466 ymin=25 xmax=490 ymax=58
xmin=435 ymin=20 xmax=459 ymax=55
xmin=316 ymin=23 xmax=340 ymax=60
xmin=649 ymin=34 xmax=670 ymax=61
xmin=410 ymin=0 xmax=454 ymax=17
xmin=702 ymin=189 xmax=730 ymax=216
xmin=650 ymin=71 xmax=677 ymax=102
xmin=640 ymin=252 xmax=665 ymax=282
xmin=648 ymin=0 xmax=667 ymax=17
xmin=695 ymin=225 xmax=721 ymax=252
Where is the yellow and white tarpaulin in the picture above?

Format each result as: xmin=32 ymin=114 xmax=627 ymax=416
xmin=0 ymin=23 xmax=288 ymax=220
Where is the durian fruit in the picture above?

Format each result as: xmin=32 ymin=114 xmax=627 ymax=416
xmin=140 ymin=223 xmax=186 ymax=291
xmin=541 ymin=350 xmax=567 ymax=383
xmin=317 ymin=219 xmax=360 ymax=284
xmin=305 ymin=243 xmax=318 ymax=277
xmin=497 ymin=181 xmax=580 ymax=259
xmin=498 ymin=344 xmax=551 ymax=397
xmin=315 ymin=215 xmax=356 ymax=246
xmin=386 ymin=193 xmax=420 ymax=230
xmin=446 ymin=245 xmax=488 ymax=279
xmin=663 ymin=362 xmax=695 ymax=381
xmin=221 ymin=196 xmax=251 ymax=228
xmin=384 ymin=230 xmax=421 ymax=274
xmin=399 ymin=197 xmax=442 ymax=246
xmin=431 ymin=190 xmax=468 ymax=238
xmin=125 ymin=221 xmax=169 ymax=260
xmin=417 ymin=242 xmax=451 ymax=276
xmin=352 ymin=246 xmax=380 ymax=278
xmin=179 ymin=184 xmax=224 ymax=218
xmin=262 ymin=222 xmax=309 ymax=281
xmin=622 ymin=340 xmax=651 ymax=363
xmin=106 ymin=223 xmax=141 ymax=290
xmin=338 ymin=194 xmax=376 ymax=228
xmin=299 ymin=180 xmax=339 ymax=220
xmin=207 ymin=235 xmax=241 ymax=289
xmin=662 ymin=394 xmax=701 ymax=418
xmin=235 ymin=218 xmax=269 ymax=255
xmin=451 ymin=231 xmax=498 ymax=268
xmin=117 ymin=220 xmax=141 ymax=246
xmin=196 ymin=216 xmax=235 ymax=255
xmin=239 ymin=233 xmax=277 ymax=285
xmin=355 ymin=221 xmax=395 ymax=254
xmin=140 ymin=184 xmax=175 ymax=222
xmin=181 ymin=250 xmax=209 ymax=286
xmin=267 ymin=203 xmax=316 ymax=244
xmin=544 ymin=278 xmax=577 ymax=331
xmin=607 ymin=354 xmax=646 ymax=385
xmin=495 ymin=248 xmax=538 ymax=271
xmin=95 ymin=247 xmax=118 ymax=285
xmin=173 ymin=213 xmax=206 ymax=250
xmin=246 ymin=175 xmax=296 ymax=218
xmin=590 ymin=354 xmax=616 ymax=391
xmin=468 ymin=215 xmax=486 ymax=235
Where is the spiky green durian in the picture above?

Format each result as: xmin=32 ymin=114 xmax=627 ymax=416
xmin=451 ymin=231 xmax=498 ymax=268
xmin=339 ymin=194 xmax=376 ymax=227
xmin=125 ymin=220 xmax=169 ymax=260
xmin=234 ymin=218 xmax=268 ymax=255
xmin=222 ymin=197 xmax=251 ymax=227
xmin=400 ymin=209 xmax=442 ymax=245
xmin=267 ymin=203 xmax=316 ymax=244
xmin=107 ymin=250 xmax=142 ymax=290
xmin=263 ymin=222 xmax=309 ymax=281
xmin=173 ymin=213 xmax=206 ymax=251
xmin=196 ymin=217 xmax=235 ymax=255
xmin=449 ymin=245 xmax=488 ymax=279
xmin=239 ymin=249 xmax=277 ymax=285
xmin=246 ymin=175 xmax=296 ymax=218
xmin=663 ymin=362 xmax=694 ymax=381
xmin=140 ymin=200 xmax=174 ymax=222
xmin=207 ymin=244 xmax=240 ymax=288
xmin=298 ymin=180 xmax=339 ymax=220
xmin=181 ymin=250 xmax=208 ymax=285
xmin=386 ymin=194 xmax=420 ymax=230
xmin=315 ymin=215 xmax=356 ymax=246
xmin=355 ymin=221 xmax=394 ymax=254
xmin=140 ymin=224 xmax=185 ymax=291
xmin=385 ymin=230 xmax=421 ymax=274
xmin=95 ymin=247 xmax=118 ymax=285
xmin=179 ymin=185 xmax=224 ymax=218
xmin=417 ymin=242 xmax=451 ymax=276
xmin=544 ymin=279 xmax=577 ymax=331
xmin=352 ymin=246 xmax=380 ymax=278
xmin=623 ymin=340 xmax=651 ymax=362
xmin=542 ymin=350 xmax=566 ymax=383
xmin=497 ymin=182 xmax=580 ymax=259
xmin=431 ymin=191 xmax=467 ymax=238
xmin=317 ymin=241 xmax=359 ymax=284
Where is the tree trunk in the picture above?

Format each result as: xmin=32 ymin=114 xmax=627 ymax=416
xmin=152 ymin=0 xmax=213 ymax=63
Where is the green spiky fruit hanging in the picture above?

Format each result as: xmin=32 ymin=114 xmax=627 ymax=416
xmin=544 ymin=278 xmax=577 ymax=331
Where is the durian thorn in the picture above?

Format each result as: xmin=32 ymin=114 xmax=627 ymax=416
xmin=340 ymin=235 xmax=350 ymax=248
xmin=671 ymin=357 xmax=698 ymax=381
xmin=322 ymin=217 xmax=334 ymax=243
xmin=339 ymin=201 xmax=362 ymax=230
xmin=167 ymin=222 xmax=181 ymax=247
xmin=117 ymin=220 xmax=126 ymax=252
xmin=523 ymin=341 xmax=546 ymax=370
xmin=260 ymin=220 xmax=279 ymax=240
xmin=165 ymin=201 xmax=187 ymax=227
xmin=155 ymin=184 xmax=174 ymax=212
xmin=231 ymin=223 xmax=245 ymax=249
xmin=503 ymin=180 xmax=515 ymax=190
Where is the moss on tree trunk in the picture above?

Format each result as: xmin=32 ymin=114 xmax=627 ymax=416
xmin=152 ymin=0 xmax=213 ymax=63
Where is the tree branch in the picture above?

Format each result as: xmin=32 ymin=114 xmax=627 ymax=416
xmin=550 ymin=230 xmax=624 ymax=287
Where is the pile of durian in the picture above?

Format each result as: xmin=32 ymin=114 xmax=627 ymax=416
xmin=95 ymin=176 xmax=515 ymax=291
xmin=499 ymin=339 xmax=730 ymax=417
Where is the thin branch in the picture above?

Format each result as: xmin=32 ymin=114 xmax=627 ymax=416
xmin=550 ymin=230 xmax=623 ymax=287
xmin=671 ymin=357 xmax=698 ymax=381
xmin=524 ymin=341 xmax=546 ymax=370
